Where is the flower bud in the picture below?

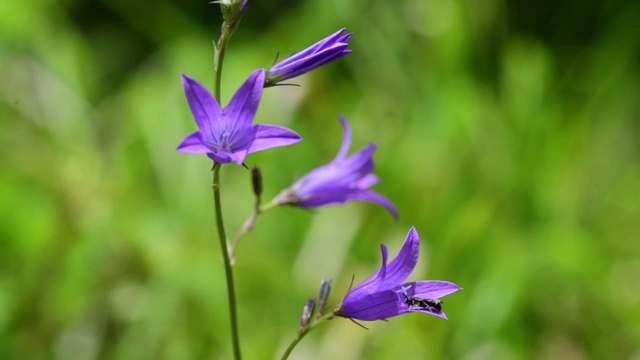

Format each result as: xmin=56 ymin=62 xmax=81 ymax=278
xmin=300 ymin=298 xmax=316 ymax=328
xmin=251 ymin=166 xmax=263 ymax=198
xmin=317 ymin=279 xmax=331 ymax=316
xmin=265 ymin=29 xmax=352 ymax=86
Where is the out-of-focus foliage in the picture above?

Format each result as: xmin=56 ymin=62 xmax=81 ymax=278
xmin=1 ymin=0 xmax=639 ymax=359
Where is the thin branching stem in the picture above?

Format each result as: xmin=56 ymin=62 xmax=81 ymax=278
xmin=212 ymin=164 xmax=242 ymax=360
xmin=214 ymin=23 xmax=232 ymax=101
xmin=280 ymin=313 xmax=334 ymax=360
xmin=229 ymin=199 xmax=279 ymax=262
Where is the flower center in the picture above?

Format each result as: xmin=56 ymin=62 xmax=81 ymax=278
xmin=206 ymin=129 xmax=237 ymax=153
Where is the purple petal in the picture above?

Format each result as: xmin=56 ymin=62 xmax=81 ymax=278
xmin=291 ymin=158 xmax=375 ymax=206
xmin=309 ymin=28 xmax=348 ymax=52
xmin=225 ymin=69 xmax=265 ymax=130
xmin=405 ymin=306 xmax=449 ymax=320
xmin=340 ymin=290 xmax=401 ymax=321
xmin=176 ymin=131 xmax=210 ymax=154
xmin=274 ymin=45 xmax=350 ymax=80
xmin=295 ymin=187 xmax=352 ymax=207
xmin=395 ymin=280 xmax=461 ymax=320
xmin=346 ymin=244 xmax=389 ymax=300
xmin=247 ymin=124 xmax=302 ymax=153
xmin=273 ymin=29 xmax=348 ymax=71
xmin=334 ymin=115 xmax=352 ymax=162
xmin=345 ymin=190 xmax=399 ymax=219
xmin=181 ymin=75 xmax=222 ymax=143
xmin=228 ymin=148 xmax=250 ymax=165
xmin=227 ymin=126 xmax=257 ymax=153
xmin=337 ymin=143 xmax=375 ymax=177
xmin=274 ymin=116 xmax=394 ymax=216
xmin=330 ymin=234 xmax=401 ymax=303
xmin=407 ymin=281 xmax=462 ymax=299
xmin=267 ymin=29 xmax=352 ymax=83
xmin=337 ymin=32 xmax=353 ymax=43
xmin=207 ymin=151 xmax=232 ymax=164
xmin=293 ymin=149 xmax=373 ymax=198
xmin=378 ymin=227 xmax=419 ymax=287
xmin=291 ymin=144 xmax=374 ymax=199
xmin=356 ymin=174 xmax=380 ymax=188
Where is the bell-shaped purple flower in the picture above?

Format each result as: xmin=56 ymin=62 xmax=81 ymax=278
xmin=335 ymin=227 xmax=461 ymax=321
xmin=275 ymin=116 xmax=398 ymax=218
xmin=266 ymin=28 xmax=352 ymax=85
xmin=177 ymin=69 xmax=302 ymax=165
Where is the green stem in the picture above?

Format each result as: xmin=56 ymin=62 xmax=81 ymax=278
xmin=214 ymin=23 xmax=232 ymax=100
xmin=212 ymin=164 xmax=242 ymax=360
xmin=280 ymin=313 xmax=334 ymax=360
xmin=229 ymin=200 xmax=278 ymax=262
xmin=259 ymin=198 xmax=279 ymax=213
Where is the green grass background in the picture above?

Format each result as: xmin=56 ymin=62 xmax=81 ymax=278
xmin=1 ymin=0 xmax=639 ymax=359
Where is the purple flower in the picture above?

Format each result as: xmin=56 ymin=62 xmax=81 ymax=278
xmin=335 ymin=227 xmax=461 ymax=321
xmin=275 ymin=116 xmax=398 ymax=218
xmin=266 ymin=28 xmax=352 ymax=85
xmin=176 ymin=69 xmax=301 ymax=165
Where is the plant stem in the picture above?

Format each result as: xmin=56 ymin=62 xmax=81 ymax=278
xmin=229 ymin=199 xmax=278 ymax=262
xmin=214 ymin=23 xmax=232 ymax=101
xmin=280 ymin=313 xmax=334 ymax=360
xmin=260 ymin=199 xmax=279 ymax=213
xmin=212 ymin=163 xmax=242 ymax=360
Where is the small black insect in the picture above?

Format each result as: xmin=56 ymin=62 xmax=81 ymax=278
xmin=402 ymin=293 xmax=443 ymax=311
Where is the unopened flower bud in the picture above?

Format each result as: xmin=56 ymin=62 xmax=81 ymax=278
xmin=300 ymin=298 xmax=316 ymax=328
xmin=317 ymin=279 xmax=331 ymax=316
xmin=251 ymin=166 xmax=263 ymax=198
xmin=265 ymin=28 xmax=352 ymax=86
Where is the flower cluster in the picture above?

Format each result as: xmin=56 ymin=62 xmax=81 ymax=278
xmin=177 ymin=29 xmax=395 ymax=215
xmin=176 ymin=6 xmax=461 ymax=359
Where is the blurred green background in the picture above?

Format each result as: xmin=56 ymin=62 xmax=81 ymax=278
xmin=1 ymin=0 xmax=639 ymax=359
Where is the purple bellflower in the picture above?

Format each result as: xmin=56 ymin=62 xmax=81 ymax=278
xmin=275 ymin=116 xmax=398 ymax=219
xmin=265 ymin=28 xmax=352 ymax=85
xmin=176 ymin=69 xmax=301 ymax=165
xmin=335 ymin=227 xmax=461 ymax=321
